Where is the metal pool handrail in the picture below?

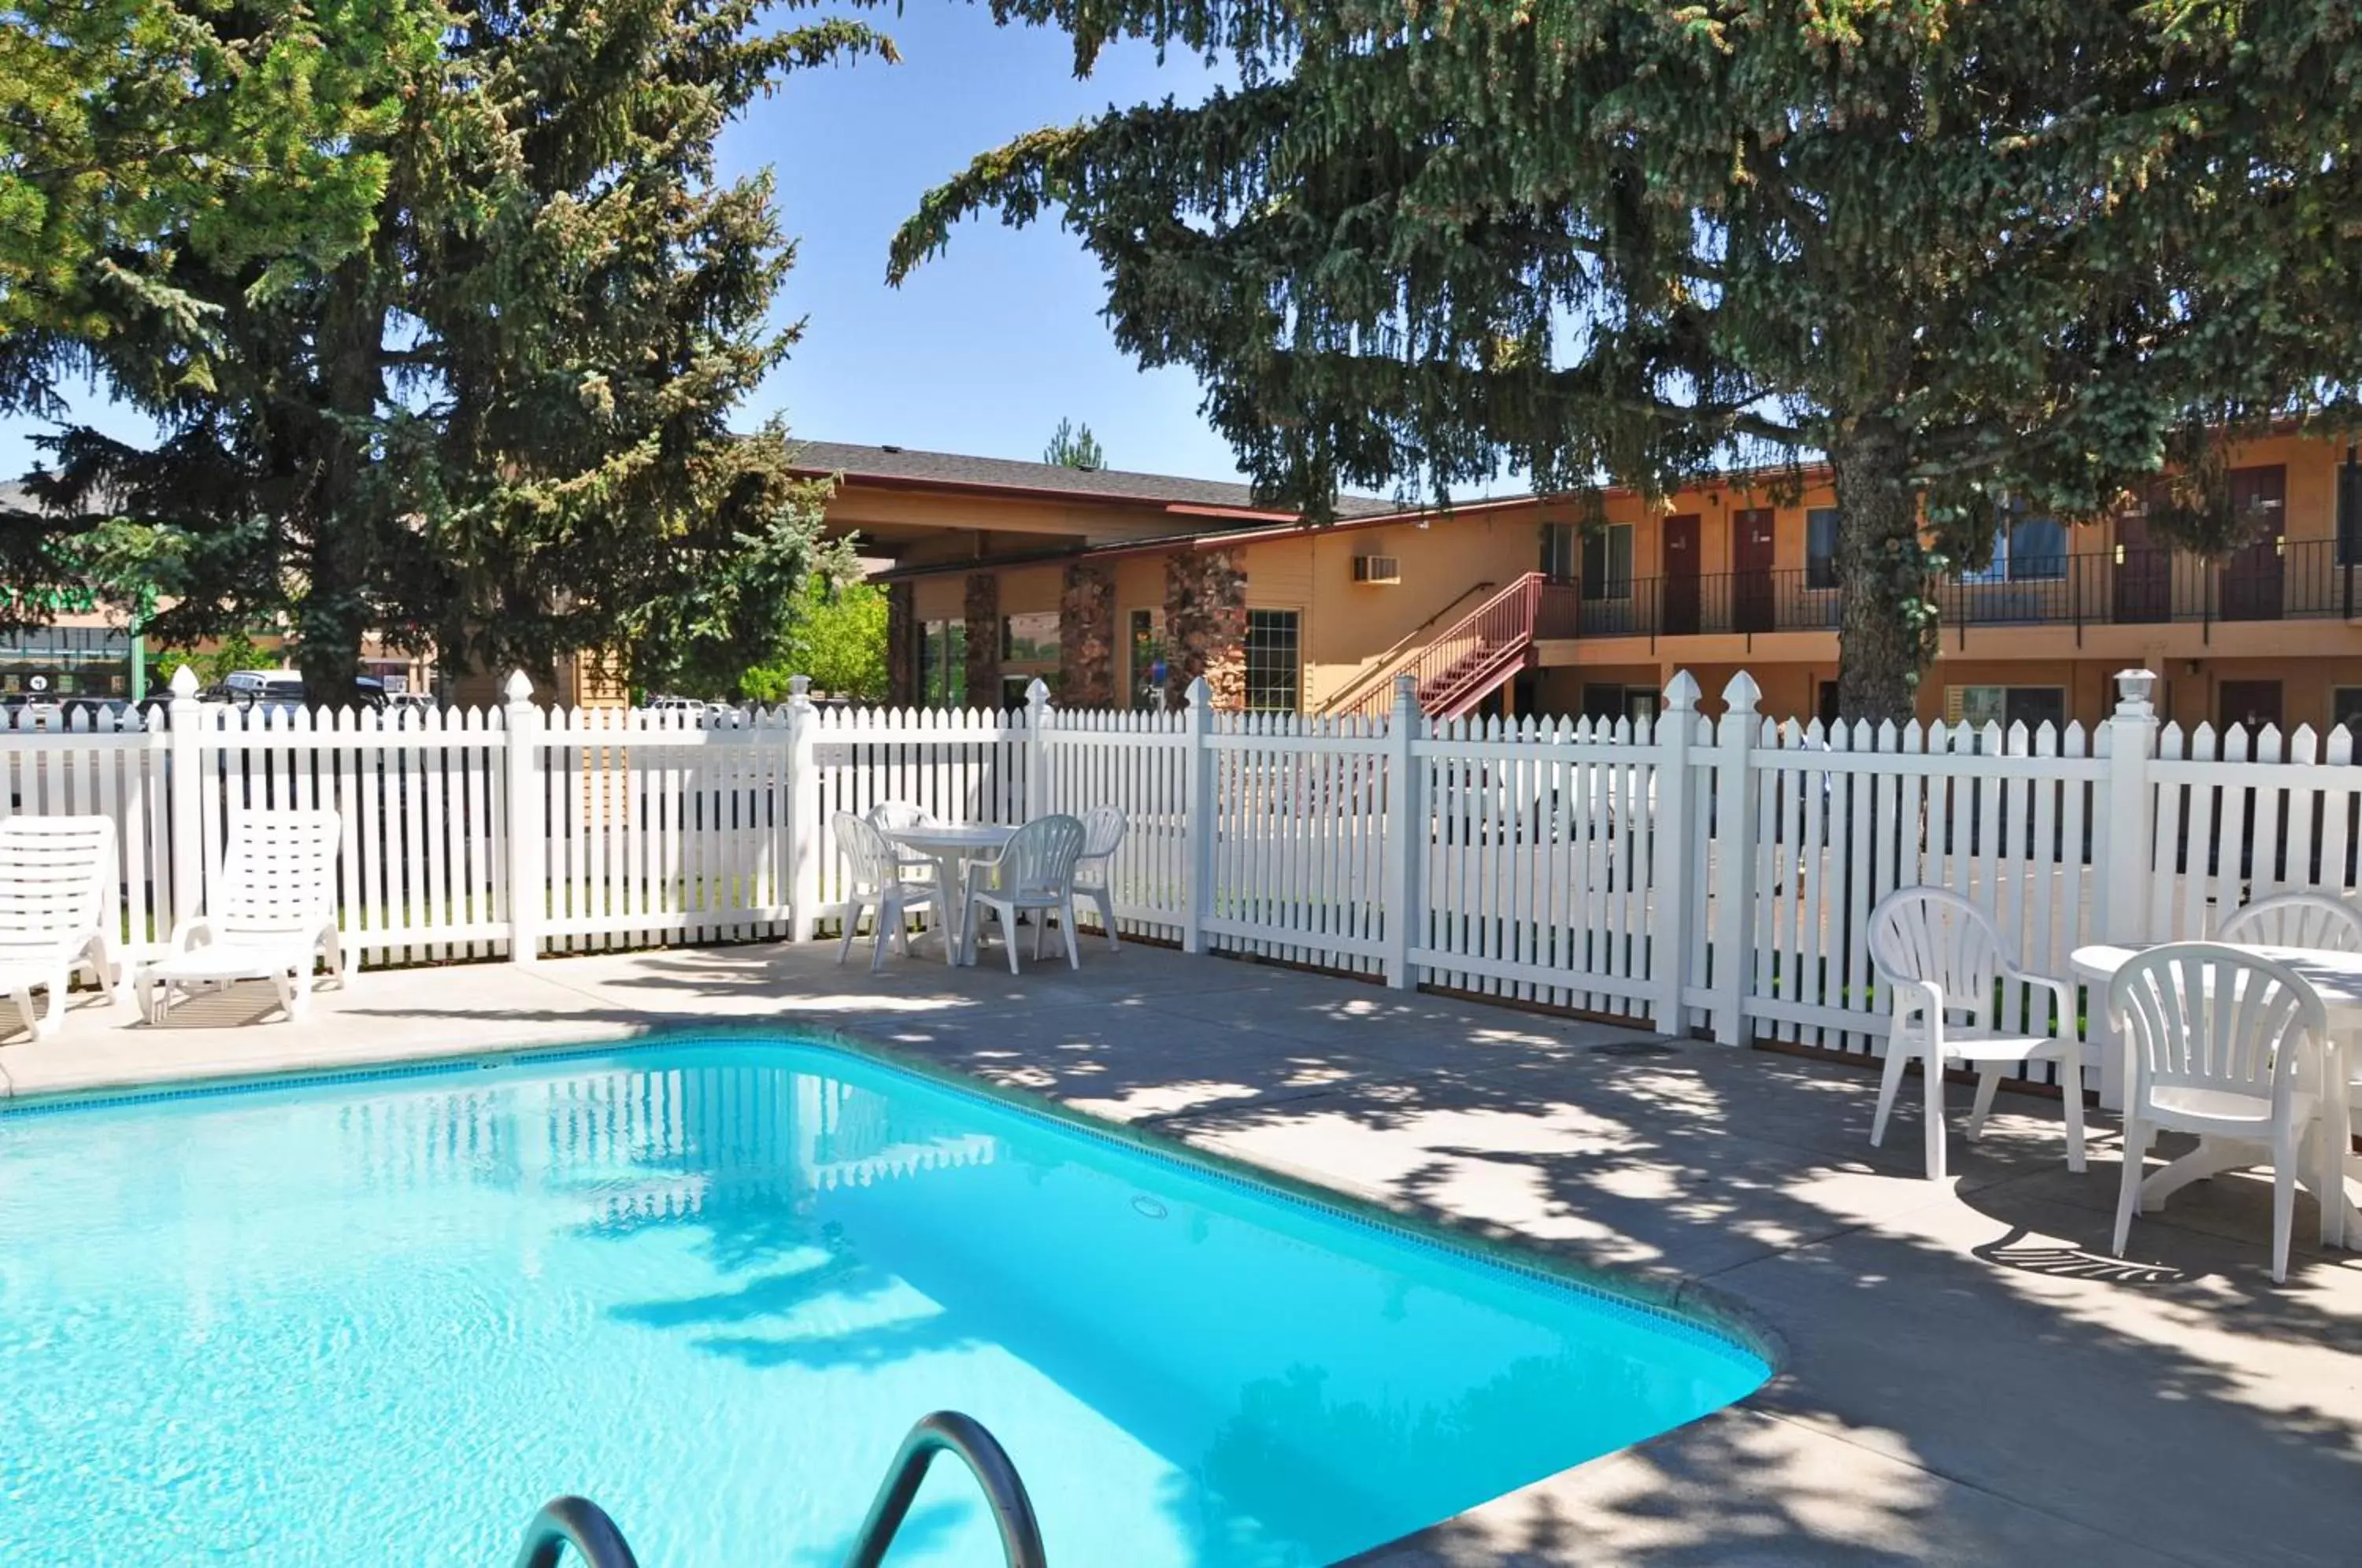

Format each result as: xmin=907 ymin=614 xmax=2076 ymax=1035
xmin=512 ymin=1496 xmax=641 ymax=1568
xmin=844 ymin=1410 xmax=1049 ymax=1568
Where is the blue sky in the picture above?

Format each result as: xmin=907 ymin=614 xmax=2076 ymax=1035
xmin=0 ymin=6 xmax=1246 ymax=484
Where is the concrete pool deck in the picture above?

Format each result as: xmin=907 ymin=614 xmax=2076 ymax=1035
xmin=1 ymin=942 xmax=2355 ymax=1566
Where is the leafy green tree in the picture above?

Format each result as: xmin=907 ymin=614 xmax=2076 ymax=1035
xmin=894 ymin=2 xmax=2362 ymax=720
xmin=738 ymin=577 xmax=888 ymax=702
xmin=9 ymin=0 xmax=892 ymax=701
xmin=1043 ymin=416 xmax=1105 ymax=471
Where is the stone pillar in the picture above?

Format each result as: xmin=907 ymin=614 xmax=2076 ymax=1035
xmin=963 ymin=571 xmax=1001 ymax=708
xmin=1165 ymin=547 xmax=1247 ymax=708
xmin=1057 ymin=563 xmax=1117 ymax=708
xmin=885 ymin=581 xmax=917 ymax=706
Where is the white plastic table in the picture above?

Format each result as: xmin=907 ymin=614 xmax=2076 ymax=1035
xmin=879 ymin=823 xmax=1015 ymax=967
xmin=2071 ymin=941 xmax=2362 ymax=1249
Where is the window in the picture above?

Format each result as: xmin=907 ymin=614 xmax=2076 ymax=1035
xmin=1001 ymin=673 xmax=1057 ymax=708
xmin=1953 ymin=684 xmax=2067 ymax=731
xmin=1579 ymin=524 xmax=1633 ymax=601
xmin=1128 ymin=608 xmax=1168 ymax=710
xmin=1580 ymin=682 xmax=1658 ymax=726
xmin=918 ymin=619 xmax=966 ymax=706
xmin=1963 ymin=507 xmax=2068 ymax=583
xmin=1806 ymin=508 xmax=1840 ymax=590
xmin=1000 ymin=611 xmax=1058 ymax=666
xmin=1243 ymin=609 xmax=1301 ymax=712
xmin=2333 ymin=687 xmax=2362 ymax=736
xmin=1540 ymin=522 xmax=1579 ymax=581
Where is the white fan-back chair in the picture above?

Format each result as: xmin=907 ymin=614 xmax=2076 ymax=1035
xmin=1867 ymin=886 xmax=2086 ymax=1181
xmin=833 ymin=812 xmax=936 ymax=972
xmin=143 ymin=809 xmax=346 ymax=1023
xmin=964 ymin=815 xmax=1087 ymax=972
xmin=0 ymin=815 xmax=126 ymax=1038
xmin=2218 ymin=892 xmax=2362 ymax=952
xmin=2107 ymin=943 xmax=2327 ymax=1282
xmin=864 ymin=800 xmax=939 ymax=877
xmin=1068 ymin=804 xmax=1128 ymax=951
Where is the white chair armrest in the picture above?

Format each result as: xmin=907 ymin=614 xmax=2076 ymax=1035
xmin=1889 ymin=977 xmax=1946 ymax=1048
xmin=165 ymin=917 xmax=217 ymax=954
xmin=2002 ymin=964 xmax=2080 ymax=1041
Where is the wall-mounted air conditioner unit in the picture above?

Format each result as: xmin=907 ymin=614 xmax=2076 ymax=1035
xmin=1353 ymin=554 xmax=1401 ymax=584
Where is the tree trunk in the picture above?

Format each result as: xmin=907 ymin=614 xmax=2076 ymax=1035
xmin=291 ymin=259 xmax=384 ymax=710
xmin=1831 ymin=423 xmax=1927 ymax=727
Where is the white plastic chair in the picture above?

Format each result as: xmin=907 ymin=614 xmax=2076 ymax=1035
xmin=833 ymin=812 xmax=937 ymax=972
xmin=0 ymin=815 xmax=127 ymax=1038
xmin=1867 ymin=886 xmax=2086 ymax=1180
xmin=1069 ymin=804 xmax=1128 ymax=951
xmin=2108 ymin=942 xmax=2327 ymax=1282
xmin=2218 ymin=891 xmax=2362 ymax=952
xmin=864 ymin=800 xmax=939 ymax=877
xmin=142 ymin=809 xmax=346 ymax=1023
xmin=963 ymin=815 xmax=1087 ymax=973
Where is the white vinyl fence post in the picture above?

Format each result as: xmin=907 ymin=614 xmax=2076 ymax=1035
xmin=1651 ymin=670 xmax=1703 ymax=1035
xmin=503 ymin=671 xmax=543 ymax=964
xmin=1381 ymin=674 xmax=1423 ymax=990
xmin=1183 ymin=675 xmax=1216 ymax=955
xmin=165 ymin=664 xmax=205 ymax=934
xmin=1024 ymin=677 xmax=1052 ymax=823
xmin=1708 ymin=671 xmax=1763 ymax=1045
xmin=787 ymin=675 xmax=820 ymax=942
xmin=2094 ymin=666 xmax=2161 ymax=1109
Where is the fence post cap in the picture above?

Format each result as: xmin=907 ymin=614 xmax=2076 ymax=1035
xmin=2112 ymin=667 xmax=2158 ymax=716
xmin=788 ymin=674 xmax=812 ymax=698
xmin=1184 ymin=675 xmax=1212 ymax=708
xmin=168 ymin=664 xmax=200 ymax=698
xmin=1026 ymin=677 xmax=1051 ymax=707
xmin=1720 ymin=670 xmax=1762 ymax=712
xmin=1663 ymin=670 xmax=1702 ymax=710
xmin=1391 ymin=672 xmax=1419 ymax=710
xmin=502 ymin=670 xmax=533 ymax=704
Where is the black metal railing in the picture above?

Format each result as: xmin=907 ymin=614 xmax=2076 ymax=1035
xmin=1570 ymin=539 xmax=2362 ymax=640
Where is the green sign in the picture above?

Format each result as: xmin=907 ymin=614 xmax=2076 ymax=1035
xmin=0 ymin=586 xmax=100 ymax=616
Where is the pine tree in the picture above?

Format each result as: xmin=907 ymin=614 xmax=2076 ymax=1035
xmin=9 ymin=0 xmax=894 ymax=698
xmin=893 ymin=2 xmax=2362 ymax=721
xmin=1043 ymin=416 xmax=1105 ymax=471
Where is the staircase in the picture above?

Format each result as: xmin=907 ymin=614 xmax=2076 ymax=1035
xmin=1327 ymin=572 xmax=1579 ymax=720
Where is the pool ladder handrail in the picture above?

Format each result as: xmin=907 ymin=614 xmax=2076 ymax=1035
xmin=512 ymin=1496 xmax=640 ymax=1568
xmin=845 ymin=1410 xmax=1049 ymax=1568
xmin=506 ymin=1410 xmax=1044 ymax=1568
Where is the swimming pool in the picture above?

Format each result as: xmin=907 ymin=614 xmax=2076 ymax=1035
xmin=0 ymin=1037 xmax=1766 ymax=1565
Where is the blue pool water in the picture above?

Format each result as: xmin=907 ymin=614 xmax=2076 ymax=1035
xmin=0 ymin=1039 xmax=1764 ymax=1566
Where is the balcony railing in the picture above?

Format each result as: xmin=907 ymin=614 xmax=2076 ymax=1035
xmin=1565 ymin=538 xmax=2362 ymax=641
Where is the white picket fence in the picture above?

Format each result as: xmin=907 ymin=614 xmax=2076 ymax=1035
xmin=9 ymin=666 xmax=2356 ymax=1090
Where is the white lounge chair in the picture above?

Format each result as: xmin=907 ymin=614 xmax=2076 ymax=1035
xmin=2218 ymin=891 xmax=2362 ymax=952
xmin=834 ymin=812 xmax=937 ymax=972
xmin=963 ymin=815 xmax=1087 ymax=973
xmin=0 ymin=815 xmax=127 ymax=1039
xmin=1867 ymin=886 xmax=2087 ymax=1181
xmin=141 ymin=809 xmax=347 ymax=1023
xmin=1069 ymin=805 xmax=1128 ymax=951
xmin=2108 ymin=942 xmax=2326 ymax=1282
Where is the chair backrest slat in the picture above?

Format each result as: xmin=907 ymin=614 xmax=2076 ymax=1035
xmin=1078 ymin=804 xmax=1127 ymax=861
xmin=2217 ymin=892 xmax=2362 ymax=952
xmin=2108 ymin=942 xmax=2323 ymax=1112
xmin=0 ymin=816 xmax=113 ymax=947
xmin=834 ymin=812 xmax=894 ymax=890
xmin=995 ymin=815 xmax=1086 ymax=895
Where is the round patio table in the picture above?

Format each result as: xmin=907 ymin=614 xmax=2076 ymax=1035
xmin=879 ymin=823 xmax=1015 ymax=967
xmin=2071 ymin=941 xmax=2362 ymax=1250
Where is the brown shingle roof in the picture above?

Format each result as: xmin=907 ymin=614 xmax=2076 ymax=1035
xmin=788 ymin=440 xmax=1397 ymax=517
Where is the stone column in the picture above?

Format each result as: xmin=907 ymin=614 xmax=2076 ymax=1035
xmin=963 ymin=571 xmax=1001 ymax=708
xmin=1057 ymin=563 xmax=1117 ymax=708
xmin=885 ymin=581 xmax=917 ymax=706
xmin=1165 ymin=547 xmax=1247 ymax=708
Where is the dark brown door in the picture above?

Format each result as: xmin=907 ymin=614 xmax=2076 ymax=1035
xmin=1734 ymin=508 xmax=1777 ymax=633
xmin=2219 ymin=680 xmax=2282 ymax=743
xmin=2221 ymin=465 xmax=2287 ymax=621
xmin=2113 ymin=508 xmax=2171 ymax=623
xmin=1662 ymin=514 xmax=1701 ymax=635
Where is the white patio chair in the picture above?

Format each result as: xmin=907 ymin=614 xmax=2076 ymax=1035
xmin=2218 ymin=891 xmax=2362 ymax=952
xmin=833 ymin=812 xmax=937 ymax=972
xmin=864 ymin=800 xmax=939 ymax=878
xmin=963 ymin=815 xmax=1087 ymax=973
xmin=1069 ymin=804 xmax=1128 ymax=951
xmin=2108 ymin=942 xmax=2327 ymax=1282
xmin=0 ymin=815 xmax=127 ymax=1038
xmin=1867 ymin=886 xmax=2086 ymax=1181
xmin=141 ymin=809 xmax=347 ymax=1024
